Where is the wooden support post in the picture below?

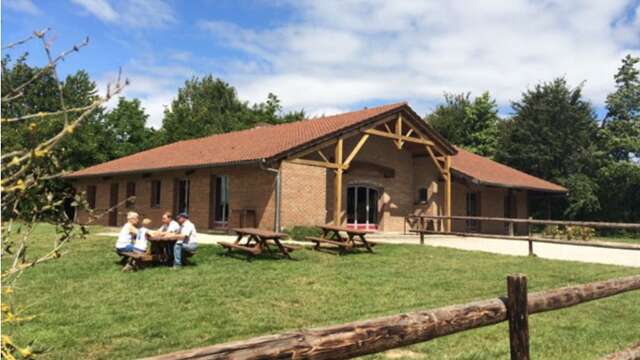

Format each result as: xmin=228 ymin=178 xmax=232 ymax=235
xmin=508 ymin=221 xmax=515 ymax=236
xmin=334 ymin=138 xmax=344 ymax=225
xmin=395 ymin=114 xmax=403 ymax=149
xmin=507 ymin=274 xmax=530 ymax=360
xmin=445 ymin=156 xmax=452 ymax=232
xmin=527 ymin=217 xmax=534 ymax=256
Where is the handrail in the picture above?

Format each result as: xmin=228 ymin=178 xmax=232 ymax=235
xmin=142 ymin=275 xmax=640 ymax=360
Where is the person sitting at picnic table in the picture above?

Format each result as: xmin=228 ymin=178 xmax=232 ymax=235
xmin=115 ymin=211 xmax=139 ymax=252
xmin=173 ymin=212 xmax=197 ymax=269
xmin=133 ymin=218 xmax=152 ymax=253
xmin=158 ymin=211 xmax=180 ymax=234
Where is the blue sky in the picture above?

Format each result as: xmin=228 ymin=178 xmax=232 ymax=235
xmin=3 ymin=0 xmax=640 ymax=128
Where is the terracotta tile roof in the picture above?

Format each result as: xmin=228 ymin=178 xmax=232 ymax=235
xmin=67 ymin=102 xmax=409 ymax=177
xmin=66 ymin=102 xmax=566 ymax=193
xmin=451 ymin=147 xmax=567 ymax=193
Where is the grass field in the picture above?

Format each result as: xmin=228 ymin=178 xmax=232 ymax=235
xmin=4 ymin=224 xmax=639 ymax=359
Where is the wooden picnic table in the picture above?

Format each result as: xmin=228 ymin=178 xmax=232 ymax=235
xmin=306 ymin=225 xmax=375 ymax=255
xmin=148 ymin=233 xmax=185 ymax=265
xmin=218 ymin=228 xmax=295 ymax=261
xmin=118 ymin=233 xmax=189 ymax=271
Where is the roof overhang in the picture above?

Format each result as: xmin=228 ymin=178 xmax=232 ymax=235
xmin=271 ymin=104 xmax=456 ymax=163
xmin=63 ymin=159 xmax=262 ymax=179
xmin=451 ymin=168 xmax=568 ymax=194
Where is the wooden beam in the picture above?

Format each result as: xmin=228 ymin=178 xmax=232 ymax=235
xmin=287 ymin=158 xmax=341 ymax=169
xmin=384 ymin=123 xmax=393 ymax=134
xmin=425 ymin=146 xmax=445 ymax=175
xmin=395 ymin=114 xmax=403 ymax=149
xmin=405 ymin=129 xmax=414 ymax=138
xmin=445 ymin=155 xmax=452 ymax=232
xmin=363 ymin=129 xmax=434 ymax=146
xmin=317 ymin=150 xmax=330 ymax=164
xmin=343 ymin=133 xmax=370 ymax=168
xmin=334 ymin=138 xmax=344 ymax=225
xmin=289 ymin=139 xmax=337 ymax=160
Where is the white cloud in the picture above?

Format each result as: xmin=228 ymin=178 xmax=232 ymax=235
xmin=4 ymin=0 xmax=41 ymax=15
xmin=200 ymin=0 xmax=640 ymax=116
xmin=71 ymin=0 xmax=117 ymax=22
xmin=97 ymin=56 xmax=197 ymax=128
xmin=71 ymin=0 xmax=175 ymax=28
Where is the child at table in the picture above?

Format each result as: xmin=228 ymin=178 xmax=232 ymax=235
xmin=133 ymin=218 xmax=153 ymax=252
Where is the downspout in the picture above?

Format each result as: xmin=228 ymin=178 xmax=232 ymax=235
xmin=260 ymin=159 xmax=281 ymax=232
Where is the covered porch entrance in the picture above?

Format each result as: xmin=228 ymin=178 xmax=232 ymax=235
xmin=346 ymin=185 xmax=380 ymax=230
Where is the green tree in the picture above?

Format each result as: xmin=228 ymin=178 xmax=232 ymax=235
xmin=495 ymin=78 xmax=601 ymax=218
xmin=104 ymin=97 xmax=156 ymax=159
xmin=426 ymin=91 xmax=500 ymax=157
xmin=595 ymin=55 xmax=640 ymax=222
xmin=1 ymin=55 xmax=110 ymax=170
xmin=161 ymin=76 xmax=304 ymax=143
xmin=602 ymin=54 xmax=640 ymax=161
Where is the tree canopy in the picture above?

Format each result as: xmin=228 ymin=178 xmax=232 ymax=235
xmin=494 ymin=78 xmax=601 ymax=218
xmin=426 ymin=92 xmax=499 ymax=157
xmin=160 ymin=76 xmax=304 ymax=144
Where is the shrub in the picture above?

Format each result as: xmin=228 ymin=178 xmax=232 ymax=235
xmin=284 ymin=226 xmax=323 ymax=241
xmin=543 ymin=225 xmax=561 ymax=238
xmin=578 ymin=226 xmax=595 ymax=241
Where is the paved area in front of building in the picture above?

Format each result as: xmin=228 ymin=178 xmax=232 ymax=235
xmin=97 ymin=230 xmax=639 ymax=268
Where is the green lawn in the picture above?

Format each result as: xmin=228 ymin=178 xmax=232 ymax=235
xmin=4 ymin=224 xmax=639 ymax=360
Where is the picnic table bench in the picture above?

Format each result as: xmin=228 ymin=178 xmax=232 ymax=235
xmin=218 ymin=228 xmax=295 ymax=261
xmin=117 ymin=251 xmax=155 ymax=271
xmin=306 ymin=225 xmax=376 ymax=255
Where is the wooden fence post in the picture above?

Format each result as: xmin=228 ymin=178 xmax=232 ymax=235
xmin=527 ymin=217 xmax=534 ymax=256
xmin=507 ymin=274 xmax=530 ymax=360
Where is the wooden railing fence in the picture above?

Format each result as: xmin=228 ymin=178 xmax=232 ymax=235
xmin=405 ymin=215 xmax=640 ymax=253
xmin=143 ymin=274 xmax=640 ymax=360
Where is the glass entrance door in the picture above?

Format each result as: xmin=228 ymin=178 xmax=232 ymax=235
xmin=346 ymin=185 xmax=379 ymax=230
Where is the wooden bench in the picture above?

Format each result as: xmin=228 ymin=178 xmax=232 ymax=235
xmin=265 ymin=240 xmax=301 ymax=252
xmin=119 ymin=251 xmax=154 ymax=271
xmin=218 ymin=241 xmax=261 ymax=261
xmin=305 ymin=236 xmax=353 ymax=254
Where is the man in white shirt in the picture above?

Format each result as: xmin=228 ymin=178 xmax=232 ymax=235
xmin=158 ymin=211 xmax=180 ymax=234
xmin=173 ymin=213 xmax=197 ymax=268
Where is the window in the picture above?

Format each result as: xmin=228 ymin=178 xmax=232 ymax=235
xmin=177 ymin=179 xmax=190 ymax=214
xmin=466 ymin=192 xmax=481 ymax=232
xmin=86 ymin=185 xmax=97 ymax=209
xmin=126 ymin=182 xmax=136 ymax=208
xmin=417 ymin=187 xmax=428 ymax=204
xmin=150 ymin=180 xmax=161 ymax=208
xmin=214 ymin=175 xmax=229 ymax=223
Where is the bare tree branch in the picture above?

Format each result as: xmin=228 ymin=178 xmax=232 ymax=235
xmin=1 ymin=27 xmax=49 ymax=50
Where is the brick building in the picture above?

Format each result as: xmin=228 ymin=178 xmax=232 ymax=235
xmin=66 ymin=103 xmax=566 ymax=233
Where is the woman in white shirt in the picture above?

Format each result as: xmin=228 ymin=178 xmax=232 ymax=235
xmin=115 ymin=212 xmax=139 ymax=252
xmin=133 ymin=218 xmax=152 ymax=252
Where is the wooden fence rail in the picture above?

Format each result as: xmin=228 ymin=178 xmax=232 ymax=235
xmin=142 ymin=274 xmax=640 ymax=360
xmin=405 ymin=215 xmax=640 ymax=253
xmin=407 ymin=214 xmax=640 ymax=229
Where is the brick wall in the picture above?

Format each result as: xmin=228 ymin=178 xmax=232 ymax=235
xmin=73 ymin=164 xmax=276 ymax=230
